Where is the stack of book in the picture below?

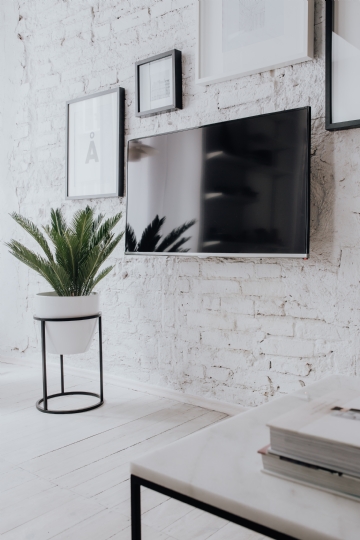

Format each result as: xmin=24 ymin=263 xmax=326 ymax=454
xmin=259 ymin=388 xmax=360 ymax=500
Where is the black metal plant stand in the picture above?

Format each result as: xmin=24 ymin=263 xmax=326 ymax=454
xmin=33 ymin=313 xmax=104 ymax=414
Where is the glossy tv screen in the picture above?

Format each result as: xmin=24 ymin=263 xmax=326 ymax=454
xmin=126 ymin=107 xmax=310 ymax=257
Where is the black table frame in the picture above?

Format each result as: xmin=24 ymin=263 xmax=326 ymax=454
xmin=34 ymin=313 xmax=104 ymax=414
xmin=131 ymin=474 xmax=300 ymax=540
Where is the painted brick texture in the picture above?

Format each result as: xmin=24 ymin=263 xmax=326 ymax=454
xmin=1 ymin=0 xmax=360 ymax=408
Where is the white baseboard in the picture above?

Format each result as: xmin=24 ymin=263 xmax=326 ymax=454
xmin=0 ymin=356 xmax=247 ymax=416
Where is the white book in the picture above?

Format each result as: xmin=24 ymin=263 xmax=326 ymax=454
xmin=267 ymin=388 xmax=360 ymax=477
xmin=259 ymin=445 xmax=360 ymax=502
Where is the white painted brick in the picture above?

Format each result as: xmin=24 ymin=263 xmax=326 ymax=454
xmin=151 ymin=0 xmax=172 ymax=18
xmin=201 ymin=330 xmax=253 ymax=351
xmin=197 ymin=280 xmax=240 ymax=295
xmin=35 ymin=74 xmax=60 ymax=90
xmin=87 ymin=77 xmax=101 ymax=91
xmin=177 ymin=327 xmax=200 ymax=343
xmin=284 ymin=302 xmax=319 ymax=320
xmin=234 ymin=314 xmax=261 ymax=331
xmin=202 ymin=296 xmax=221 ymax=311
xmin=184 ymin=364 xmax=204 ymax=379
xmin=255 ymin=299 xmax=285 ymax=316
xmin=221 ymin=297 xmax=254 ymax=315
xmin=187 ymin=312 xmax=233 ymax=330
xmin=37 ymin=120 xmax=51 ymax=133
xmin=100 ymin=69 xmax=117 ymax=87
xmin=201 ymin=262 xmax=254 ymax=279
xmin=258 ymin=316 xmax=294 ymax=337
xmin=255 ymin=264 xmax=281 ymax=279
xmin=68 ymin=81 xmax=84 ymax=95
xmin=295 ymin=320 xmax=350 ymax=341
xmin=62 ymin=63 xmax=92 ymax=81
xmin=260 ymin=338 xmax=314 ymax=358
xmin=219 ymin=82 xmax=274 ymax=109
xmin=176 ymin=278 xmax=190 ymax=293
xmin=206 ymin=366 xmax=231 ymax=382
xmin=94 ymin=23 xmax=111 ymax=39
xmin=268 ymin=357 xmax=312 ymax=377
xmin=13 ymin=124 xmax=29 ymax=140
xmin=177 ymin=260 xmax=199 ymax=277
xmin=112 ymin=9 xmax=149 ymax=33
xmin=35 ymin=132 xmax=57 ymax=148
xmin=242 ymin=281 xmax=287 ymax=298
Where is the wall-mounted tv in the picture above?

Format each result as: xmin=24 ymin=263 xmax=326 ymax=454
xmin=126 ymin=107 xmax=310 ymax=258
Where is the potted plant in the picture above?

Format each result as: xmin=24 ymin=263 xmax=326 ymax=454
xmin=6 ymin=206 xmax=123 ymax=355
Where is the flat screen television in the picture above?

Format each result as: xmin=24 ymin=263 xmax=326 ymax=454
xmin=126 ymin=107 xmax=310 ymax=258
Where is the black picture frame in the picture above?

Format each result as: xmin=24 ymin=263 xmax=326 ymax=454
xmin=66 ymin=87 xmax=125 ymax=199
xmin=325 ymin=0 xmax=360 ymax=132
xmin=135 ymin=49 xmax=182 ymax=118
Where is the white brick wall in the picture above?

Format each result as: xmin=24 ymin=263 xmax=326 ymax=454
xmin=1 ymin=0 xmax=360 ymax=408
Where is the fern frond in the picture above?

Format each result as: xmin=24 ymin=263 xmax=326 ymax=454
xmin=50 ymin=208 xmax=67 ymax=236
xmin=83 ymin=266 xmax=114 ymax=295
xmin=10 ymin=213 xmax=54 ymax=262
xmin=91 ymin=213 xmax=122 ymax=249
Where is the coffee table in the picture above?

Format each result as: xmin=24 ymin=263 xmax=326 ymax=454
xmin=130 ymin=375 xmax=360 ymax=540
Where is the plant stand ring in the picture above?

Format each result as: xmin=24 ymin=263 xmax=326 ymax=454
xmin=34 ymin=313 xmax=104 ymax=414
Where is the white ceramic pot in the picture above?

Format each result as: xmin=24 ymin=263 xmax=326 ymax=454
xmin=35 ymin=292 xmax=100 ymax=355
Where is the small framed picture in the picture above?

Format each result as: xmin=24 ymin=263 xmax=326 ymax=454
xmin=325 ymin=0 xmax=360 ymax=131
xmin=196 ymin=0 xmax=314 ymax=86
xmin=66 ymin=87 xmax=125 ymax=199
xmin=135 ymin=49 xmax=182 ymax=117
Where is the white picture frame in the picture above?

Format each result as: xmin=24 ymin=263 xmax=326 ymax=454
xmin=66 ymin=87 xmax=125 ymax=200
xmin=196 ymin=0 xmax=314 ymax=86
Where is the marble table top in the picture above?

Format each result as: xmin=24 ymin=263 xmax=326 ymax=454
xmin=130 ymin=375 xmax=360 ymax=540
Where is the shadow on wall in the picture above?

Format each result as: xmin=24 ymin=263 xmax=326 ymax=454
xmin=126 ymin=215 xmax=196 ymax=253
xmin=310 ymin=118 xmax=335 ymax=262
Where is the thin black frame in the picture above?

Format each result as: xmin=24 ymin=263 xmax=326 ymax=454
xmin=125 ymin=107 xmax=311 ymax=259
xmin=130 ymin=475 xmax=300 ymax=540
xmin=66 ymin=87 xmax=125 ymax=199
xmin=325 ymin=0 xmax=360 ymax=131
xmin=135 ymin=49 xmax=182 ymax=118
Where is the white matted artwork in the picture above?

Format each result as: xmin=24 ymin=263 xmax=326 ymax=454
xmin=326 ymin=0 xmax=360 ymax=130
xmin=135 ymin=50 xmax=182 ymax=118
xmin=139 ymin=56 xmax=173 ymax=112
xmin=66 ymin=87 xmax=124 ymax=199
xmin=196 ymin=0 xmax=314 ymax=85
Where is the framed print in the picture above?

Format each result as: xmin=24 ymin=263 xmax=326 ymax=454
xmin=66 ymin=87 xmax=125 ymax=199
xmin=326 ymin=0 xmax=360 ymax=131
xmin=196 ymin=0 xmax=314 ymax=85
xmin=135 ymin=49 xmax=182 ymax=117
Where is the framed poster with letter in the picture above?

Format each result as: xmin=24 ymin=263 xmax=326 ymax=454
xmin=196 ymin=0 xmax=314 ymax=85
xmin=326 ymin=0 xmax=360 ymax=131
xmin=135 ymin=50 xmax=182 ymax=117
xmin=66 ymin=87 xmax=125 ymax=199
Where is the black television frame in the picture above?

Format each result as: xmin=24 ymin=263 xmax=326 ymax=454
xmin=125 ymin=107 xmax=311 ymax=259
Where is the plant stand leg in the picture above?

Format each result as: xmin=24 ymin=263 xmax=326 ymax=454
xmin=99 ymin=316 xmax=103 ymax=403
xmin=60 ymin=355 xmax=64 ymax=394
xmin=41 ymin=321 xmax=48 ymax=411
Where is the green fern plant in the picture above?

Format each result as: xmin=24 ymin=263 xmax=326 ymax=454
xmin=6 ymin=206 xmax=123 ymax=296
xmin=126 ymin=215 xmax=196 ymax=253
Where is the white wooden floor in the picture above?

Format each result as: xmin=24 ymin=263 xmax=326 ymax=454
xmin=0 ymin=358 xmax=266 ymax=540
